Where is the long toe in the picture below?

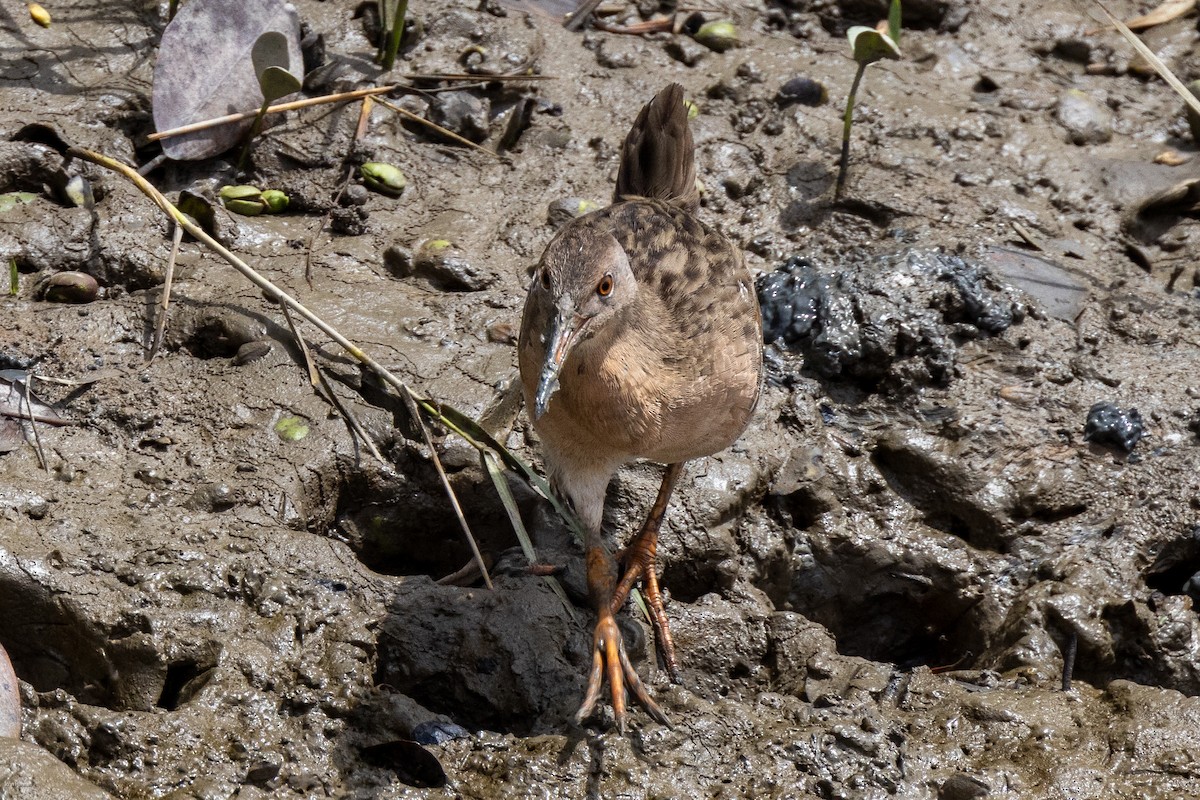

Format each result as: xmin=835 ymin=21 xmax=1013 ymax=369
xmin=639 ymin=565 xmax=682 ymax=684
xmin=575 ymin=610 xmax=669 ymax=731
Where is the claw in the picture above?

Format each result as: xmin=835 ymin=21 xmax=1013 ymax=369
xmin=575 ymin=609 xmax=669 ymax=731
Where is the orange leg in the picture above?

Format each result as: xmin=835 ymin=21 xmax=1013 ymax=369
xmin=611 ymin=462 xmax=684 ymax=684
xmin=575 ymin=539 xmax=669 ymax=732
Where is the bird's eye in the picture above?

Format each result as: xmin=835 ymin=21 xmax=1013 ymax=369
xmin=539 ymin=270 xmax=551 ymax=290
xmin=597 ymin=274 xmax=614 ymax=297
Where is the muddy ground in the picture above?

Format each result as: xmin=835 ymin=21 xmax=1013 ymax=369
xmin=2 ymin=0 xmax=1200 ymax=797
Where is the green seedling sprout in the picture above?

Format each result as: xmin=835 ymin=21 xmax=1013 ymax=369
xmin=236 ymin=31 xmax=303 ymax=173
xmin=836 ymin=0 xmax=901 ymax=199
xmin=8 ymin=258 xmax=16 ymax=296
xmin=377 ymin=0 xmax=409 ymax=72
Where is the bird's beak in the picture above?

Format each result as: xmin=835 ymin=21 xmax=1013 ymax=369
xmin=534 ymin=299 xmax=583 ymax=420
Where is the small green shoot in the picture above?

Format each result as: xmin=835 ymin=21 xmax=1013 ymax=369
xmin=237 ymin=31 xmax=303 ymax=173
xmin=836 ymin=0 xmax=902 ymax=199
xmin=8 ymin=259 xmax=16 ymax=296
xmin=0 ymin=192 xmax=36 ymax=213
xmin=377 ymin=0 xmax=409 ymax=72
xmin=274 ymin=415 xmax=310 ymax=441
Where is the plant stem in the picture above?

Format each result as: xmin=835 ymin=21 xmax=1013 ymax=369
xmin=835 ymin=61 xmax=867 ymax=199
xmin=375 ymin=0 xmax=388 ymax=63
xmin=235 ymin=99 xmax=271 ymax=175
xmin=8 ymin=258 xmax=16 ymax=296
xmin=380 ymin=0 xmax=408 ymax=71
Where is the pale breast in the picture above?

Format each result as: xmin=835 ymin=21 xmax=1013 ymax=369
xmin=519 ymin=199 xmax=763 ymax=470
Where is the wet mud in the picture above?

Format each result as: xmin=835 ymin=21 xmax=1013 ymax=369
xmin=2 ymin=0 xmax=1200 ymax=797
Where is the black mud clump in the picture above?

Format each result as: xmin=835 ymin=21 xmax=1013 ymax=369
xmin=757 ymin=249 xmax=1024 ymax=391
xmin=1084 ymin=402 xmax=1144 ymax=453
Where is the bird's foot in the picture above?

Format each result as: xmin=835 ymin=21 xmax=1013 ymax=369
xmin=575 ymin=606 xmax=670 ymax=732
xmin=612 ymin=541 xmax=683 ymax=685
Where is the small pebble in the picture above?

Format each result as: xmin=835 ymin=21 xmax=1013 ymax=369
xmin=776 ymin=77 xmax=826 ymax=108
xmin=547 ymin=197 xmax=597 ymax=228
xmin=1056 ymin=89 xmax=1113 ymax=146
xmin=342 ymin=184 xmax=370 ymax=206
xmin=1084 ymin=402 xmax=1144 ymax=452
xmin=429 ymin=91 xmax=490 ymax=143
xmin=331 ymin=206 xmax=368 ymax=236
xmin=596 ymin=38 xmax=639 ymax=69
xmin=487 ymin=322 xmax=516 ymax=344
xmin=411 ymin=720 xmax=470 ymax=745
xmin=666 ymin=37 xmax=707 ymax=67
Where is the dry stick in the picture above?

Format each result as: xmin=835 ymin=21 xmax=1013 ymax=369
xmin=67 ymin=146 xmax=525 ymax=585
xmin=399 ymin=72 xmax=555 ymax=82
xmin=304 ymin=97 xmax=376 ymax=287
xmin=1093 ymin=0 xmax=1200 ymax=119
xmin=279 ymin=303 xmax=386 ymax=465
xmin=148 ymin=223 xmax=182 ymax=362
xmin=21 ymin=374 xmax=48 ymax=472
xmin=373 ymin=97 xmax=501 ymax=159
xmin=148 ymin=74 xmax=555 ymax=144
xmin=401 ymin=385 xmax=494 ymax=590
xmin=147 ymin=85 xmax=401 ymax=142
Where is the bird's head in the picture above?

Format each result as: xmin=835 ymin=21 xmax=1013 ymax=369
xmin=526 ymin=226 xmax=637 ymax=419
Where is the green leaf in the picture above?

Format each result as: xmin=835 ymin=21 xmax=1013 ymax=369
xmin=847 ymin=25 xmax=901 ymax=66
xmin=258 ymin=65 xmax=301 ymax=103
xmin=251 ymin=30 xmax=290 ymax=75
xmin=274 ymin=416 xmax=309 ymax=441
xmin=887 ymin=0 xmax=902 ymax=47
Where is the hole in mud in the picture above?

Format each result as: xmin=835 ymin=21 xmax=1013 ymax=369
xmin=973 ymin=76 xmax=999 ymax=93
xmin=314 ymin=456 xmax=538 ymax=580
xmin=0 ymin=562 xmax=225 ymax=711
xmin=1144 ymin=527 xmax=1200 ymax=601
xmin=157 ymin=657 xmax=216 ymax=710
xmin=789 ymin=548 xmax=986 ymax=669
xmin=0 ymin=571 xmax=118 ymax=708
xmin=869 ymin=444 xmax=1007 ymax=552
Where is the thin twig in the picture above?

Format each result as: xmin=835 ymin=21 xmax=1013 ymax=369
xmin=279 ymin=303 xmax=385 ymax=465
xmin=148 ymin=222 xmax=181 ymax=362
xmin=399 ymin=72 xmax=554 ymax=82
xmin=147 ymin=85 xmax=401 ymax=142
xmin=21 ymin=374 xmax=48 ymax=472
xmin=400 ymin=385 xmax=493 ymax=590
xmin=373 ymin=97 xmax=501 ymax=159
xmin=1093 ymin=0 xmax=1200 ymax=118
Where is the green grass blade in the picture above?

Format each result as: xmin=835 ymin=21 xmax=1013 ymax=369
xmin=482 ymin=450 xmax=578 ymax=622
xmin=426 ymin=400 xmax=589 ymax=543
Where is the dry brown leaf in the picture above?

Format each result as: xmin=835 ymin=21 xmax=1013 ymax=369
xmin=1124 ymin=0 xmax=1196 ymax=30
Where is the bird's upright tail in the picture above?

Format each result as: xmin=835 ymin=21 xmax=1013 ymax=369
xmin=614 ymin=83 xmax=699 ymax=212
